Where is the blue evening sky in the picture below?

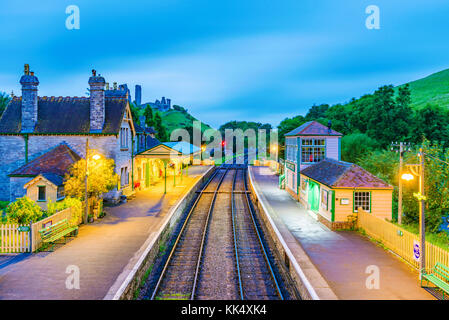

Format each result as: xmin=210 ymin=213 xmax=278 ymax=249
xmin=1 ymin=0 xmax=449 ymax=128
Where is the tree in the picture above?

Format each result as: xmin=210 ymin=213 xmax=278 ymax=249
xmin=129 ymin=102 xmax=141 ymax=125
xmin=64 ymin=155 xmax=117 ymax=201
xmin=305 ymin=104 xmax=329 ymax=121
xmin=365 ymin=85 xmax=412 ymax=147
xmin=410 ymin=104 xmax=449 ymax=146
xmin=5 ymin=197 xmax=43 ymax=224
xmin=0 ymin=92 xmax=11 ymax=117
xmin=154 ymin=113 xmax=168 ymax=141
xmin=341 ymin=133 xmax=379 ymax=163
xmin=144 ymin=104 xmax=155 ymax=127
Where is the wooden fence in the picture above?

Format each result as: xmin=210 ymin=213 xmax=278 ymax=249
xmin=0 ymin=223 xmax=31 ymax=253
xmin=357 ymin=208 xmax=449 ymax=273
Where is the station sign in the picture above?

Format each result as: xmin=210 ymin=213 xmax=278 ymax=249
xmin=413 ymin=240 xmax=420 ymax=262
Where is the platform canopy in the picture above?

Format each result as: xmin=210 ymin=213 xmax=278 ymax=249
xmin=136 ymin=141 xmax=200 ymax=160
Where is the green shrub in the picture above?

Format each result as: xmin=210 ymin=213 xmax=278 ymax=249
xmin=5 ymin=197 xmax=43 ymax=224
xmin=47 ymin=197 xmax=83 ymax=226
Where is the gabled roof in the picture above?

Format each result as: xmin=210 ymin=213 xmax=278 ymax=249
xmin=301 ymin=158 xmax=392 ymax=189
xmin=9 ymin=143 xmax=81 ymax=177
xmin=0 ymin=96 xmax=128 ymax=134
xmin=24 ymin=173 xmax=64 ymax=188
xmin=285 ymin=121 xmax=342 ymax=137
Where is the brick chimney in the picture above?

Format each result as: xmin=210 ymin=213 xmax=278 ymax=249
xmin=20 ymin=64 xmax=39 ymax=132
xmin=88 ymin=69 xmax=106 ymax=131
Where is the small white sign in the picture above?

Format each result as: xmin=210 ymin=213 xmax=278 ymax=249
xmin=413 ymin=240 xmax=421 ymax=262
xmin=340 ymin=198 xmax=349 ymax=205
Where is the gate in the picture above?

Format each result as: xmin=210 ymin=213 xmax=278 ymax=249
xmin=0 ymin=223 xmax=31 ymax=253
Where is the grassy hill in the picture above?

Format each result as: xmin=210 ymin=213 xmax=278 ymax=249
xmin=396 ymin=68 xmax=449 ymax=109
xmin=159 ymin=109 xmax=214 ymax=134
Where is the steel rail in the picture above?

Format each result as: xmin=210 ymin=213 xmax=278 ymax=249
xmin=243 ymin=168 xmax=284 ymax=300
xmin=190 ymin=166 xmax=230 ymax=299
xmin=150 ymin=167 xmax=222 ymax=300
xmin=231 ymin=168 xmax=244 ymax=300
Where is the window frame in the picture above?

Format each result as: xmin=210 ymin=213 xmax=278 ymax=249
xmin=301 ymin=138 xmax=326 ymax=164
xmin=353 ymin=191 xmax=371 ymax=213
xmin=321 ymin=189 xmax=328 ymax=210
xmin=57 ymin=186 xmax=65 ymax=201
xmin=37 ymin=185 xmax=46 ymax=202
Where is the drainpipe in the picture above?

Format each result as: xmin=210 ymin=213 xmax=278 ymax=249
xmin=24 ymin=133 xmax=29 ymax=163
xmin=131 ymin=137 xmax=135 ymax=191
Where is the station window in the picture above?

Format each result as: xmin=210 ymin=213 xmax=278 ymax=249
xmin=286 ymin=137 xmax=297 ymax=162
xmin=38 ymin=186 xmax=46 ymax=201
xmin=354 ymin=191 xmax=371 ymax=212
xmin=301 ymin=139 xmax=325 ymax=163
xmin=321 ymin=189 xmax=328 ymax=210
xmin=57 ymin=186 xmax=65 ymax=200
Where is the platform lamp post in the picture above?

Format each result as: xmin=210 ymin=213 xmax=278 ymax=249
xmin=391 ymin=142 xmax=412 ymax=224
xmin=271 ymin=144 xmax=278 ymax=173
xmin=84 ymin=138 xmax=101 ymax=224
xmin=401 ymin=148 xmax=426 ymax=277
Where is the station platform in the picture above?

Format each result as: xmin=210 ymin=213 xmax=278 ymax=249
xmin=249 ymin=166 xmax=434 ymax=300
xmin=0 ymin=165 xmax=213 ymax=300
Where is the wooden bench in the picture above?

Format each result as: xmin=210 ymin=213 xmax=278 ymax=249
xmin=421 ymin=262 xmax=449 ymax=299
xmin=38 ymin=219 xmax=78 ymax=251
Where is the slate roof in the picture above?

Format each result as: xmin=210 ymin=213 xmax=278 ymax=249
xmin=146 ymin=136 xmax=161 ymax=149
xmin=135 ymin=124 xmax=157 ymax=135
xmin=40 ymin=173 xmax=64 ymax=187
xmin=301 ymin=158 xmax=392 ymax=189
xmin=9 ymin=143 xmax=81 ymax=177
xmin=285 ymin=121 xmax=342 ymax=137
xmin=105 ymin=89 xmax=128 ymax=98
xmin=0 ymin=96 xmax=128 ymax=134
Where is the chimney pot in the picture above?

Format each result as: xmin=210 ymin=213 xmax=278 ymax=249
xmin=92 ymin=69 xmax=96 ymax=76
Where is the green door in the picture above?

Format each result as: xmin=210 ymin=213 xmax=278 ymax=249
xmin=308 ymin=180 xmax=320 ymax=212
xmin=145 ymin=162 xmax=150 ymax=187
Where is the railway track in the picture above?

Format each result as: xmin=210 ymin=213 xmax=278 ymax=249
xmin=150 ymin=164 xmax=285 ymax=300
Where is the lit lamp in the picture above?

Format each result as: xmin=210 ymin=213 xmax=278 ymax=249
xmin=84 ymin=140 xmax=102 ymax=224
xmin=401 ymin=172 xmax=414 ymax=181
xmin=401 ymin=150 xmax=426 ymax=278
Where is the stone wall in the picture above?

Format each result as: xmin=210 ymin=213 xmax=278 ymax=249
xmin=10 ymin=176 xmax=32 ymax=201
xmin=0 ymin=136 xmax=26 ymax=201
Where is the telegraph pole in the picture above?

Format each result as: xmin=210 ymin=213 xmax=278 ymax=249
xmin=398 ymin=142 xmax=403 ymax=224
xmin=419 ymin=148 xmax=426 ymax=275
xmin=84 ymin=138 xmax=89 ymax=224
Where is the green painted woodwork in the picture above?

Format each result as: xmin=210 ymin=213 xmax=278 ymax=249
xmin=308 ymin=180 xmax=320 ymax=212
